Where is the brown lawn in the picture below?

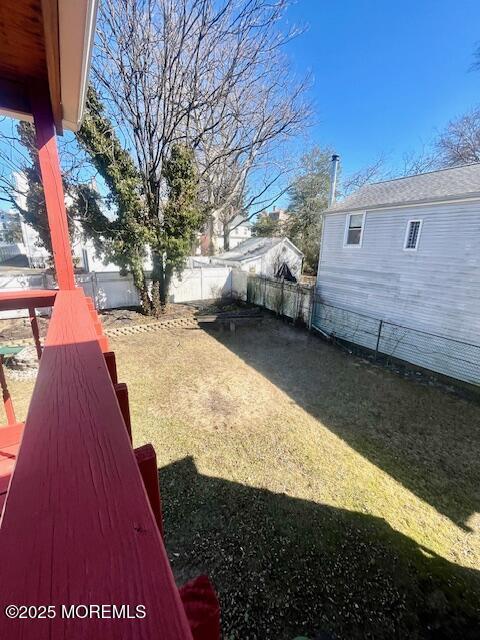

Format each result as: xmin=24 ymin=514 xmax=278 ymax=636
xmin=4 ymin=316 xmax=480 ymax=639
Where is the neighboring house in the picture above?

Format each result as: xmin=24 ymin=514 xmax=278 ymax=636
xmin=212 ymin=236 xmax=303 ymax=281
xmin=200 ymin=213 xmax=252 ymax=254
xmin=314 ymin=163 xmax=480 ymax=383
xmin=217 ymin=213 xmax=252 ymax=251
xmin=259 ymin=207 xmax=290 ymax=224
xmin=10 ymin=173 xmax=50 ymax=267
xmin=0 ymin=207 xmax=49 ymax=268
xmin=0 ymin=210 xmax=24 ymax=265
xmin=0 ymin=210 xmax=22 ymax=243
xmin=10 ymin=172 xmax=117 ymax=272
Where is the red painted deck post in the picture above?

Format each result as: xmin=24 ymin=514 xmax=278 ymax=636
xmin=99 ymin=335 xmax=110 ymax=353
xmin=104 ymin=351 xmax=118 ymax=385
xmin=28 ymin=306 xmax=42 ymax=360
xmin=114 ymin=382 xmax=132 ymax=441
xmin=0 ymin=357 xmax=16 ymax=426
xmin=30 ymin=86 xmax=75 ymax=291
xmin=134 ymin=444 xmax=164 ymax=538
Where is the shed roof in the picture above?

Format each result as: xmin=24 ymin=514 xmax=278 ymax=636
xmin=215 ymin=236 xmax=302 ymax=262
xmin=328 ymin=163 xmax=480 ymax=213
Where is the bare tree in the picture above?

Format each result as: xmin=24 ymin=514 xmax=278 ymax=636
xmin=434 ymin=107 xmax=480 ymax=167
xmin=94 ymin=0 xmax=310 ymax=265
xmin=399 ymin=145 xmax=438 ymax=176
xmin=193 ymin=48 xmax=309 ymax=250
xmin=341 ymin=155 xmax=388 ymax=196
xmin=341 ymin=146 xmax=438 ymax=195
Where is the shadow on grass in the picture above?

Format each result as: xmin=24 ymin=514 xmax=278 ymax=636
xmin=202 ymin=321 xmax=480 ymax=531
xmin=160 ymin=456 xmax=479 ymax=640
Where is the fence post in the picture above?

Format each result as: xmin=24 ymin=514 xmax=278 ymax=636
xmin=90 ymin=272 xmax=99 ymax=310
xmin=308 ymin=289 xmax=314 ymax=331
xmin=375 ymin=320 xmax=383 ymax=361
xmin=296 ymin=286 xmax=302 ymax=324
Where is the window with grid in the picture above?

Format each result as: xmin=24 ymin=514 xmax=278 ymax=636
xmin=404 ymin=220 xmax=422 ymax=250
xmin=345 ymin=213 xmax=364 ymax=246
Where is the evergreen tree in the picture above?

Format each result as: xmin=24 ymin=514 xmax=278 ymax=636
xmin=251 ymin=215 xmax=280 ymax=238
xmin=286 ymin=147 xmax=332 ymax=274
xmin=76 ymin=88 xmax=152 ymax=311
xmin=77 ymin=88 xmax=204 ymax=314
xmin=11 ymin=122 xmax=102 ymax=272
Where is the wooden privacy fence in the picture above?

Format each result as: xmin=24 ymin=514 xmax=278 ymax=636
xmin=243 ymin=273 xmax=313 ymax=325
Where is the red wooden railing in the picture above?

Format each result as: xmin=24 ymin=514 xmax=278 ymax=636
xmin=0 ymin=288 xmax=220 ymax=639
xmin=0 ymin=82 xmax=220 ymax=640
xmin=0 ymin=290 xmax=56 ymax=429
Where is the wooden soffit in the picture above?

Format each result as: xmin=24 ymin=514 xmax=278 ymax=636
xmin=0 ymin=0 xmax=98 ymax=134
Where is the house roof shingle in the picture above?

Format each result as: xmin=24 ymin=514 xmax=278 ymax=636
xmin=328 ymin=163 xmax=480 ymax=213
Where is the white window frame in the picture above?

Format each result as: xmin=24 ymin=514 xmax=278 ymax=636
xmin=403 ymin=219 xmax=423 ymax=251
xmin=343 ymin=212 xmax=366 ymax=248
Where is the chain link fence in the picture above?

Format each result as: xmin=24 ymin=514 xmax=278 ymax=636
xmin=311 ymin=297 xmax=480 ymax=385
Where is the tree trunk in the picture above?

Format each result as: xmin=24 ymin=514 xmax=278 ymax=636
xmin=223 ymin=225 xmax=230 ymax=251
xmin=151 ymin=251 xmax=174 ymax=314
xmin=159 ymin=262 xmax=173 ymax=307
xmin=150 ymin=252 xmax=163 ymax=316
xmin=131 ymin=261 xmax=152 ymax=315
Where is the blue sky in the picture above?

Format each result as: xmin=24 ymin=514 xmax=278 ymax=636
xmin=283 ymin=0 xmax=480 ymax=177
xmin=1 ymin=0 xmax=479 ymax=215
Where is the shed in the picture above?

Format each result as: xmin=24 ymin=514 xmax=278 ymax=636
xmin=212 ymin=236 xmax=303 ymax=281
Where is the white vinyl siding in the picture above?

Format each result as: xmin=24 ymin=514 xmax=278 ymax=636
xmin=316 ymin=201 xmax=480 ymax=381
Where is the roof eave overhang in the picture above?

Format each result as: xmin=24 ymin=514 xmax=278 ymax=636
xmin=0 ymin=0 xmax=98 ymax=133
xmin=59 ymin=0 xmax=99 ymax=131
xmin=325 ymin=192 xmax=480 ymax=215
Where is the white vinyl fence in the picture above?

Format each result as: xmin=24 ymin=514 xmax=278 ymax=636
xmin=0 ymin=273 xmax=50 ymax=319
xmin=0 ymin=267 xmax=234 ymax=318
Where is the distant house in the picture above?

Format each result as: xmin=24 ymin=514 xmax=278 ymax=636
xmin=212 ymin=236 xmax=303 ymax=281
xmin=218 ymin=214 xmax=252 ymax=251
xmin=314 ymin=163 xmax=480 ymax=383
xmin=199 ymin=213 xmax=252 ymax=254
xmin=259 ymin=207 xmax=290 ymax=224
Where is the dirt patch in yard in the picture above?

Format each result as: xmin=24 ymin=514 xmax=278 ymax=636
xmin=4 ymin=317 xmax=480 ymax=639
xmin=0 ymin=316 xmax=50 ymax=342
xmin=0 ymin=299 xmax=249 ymax=343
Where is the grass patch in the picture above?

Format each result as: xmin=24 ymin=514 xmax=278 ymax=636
xmin=5 ymin=317 xmax=480 ymax=638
